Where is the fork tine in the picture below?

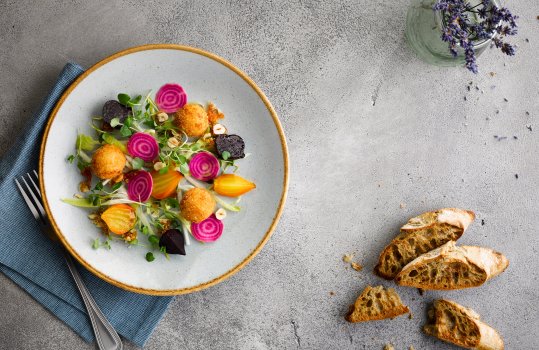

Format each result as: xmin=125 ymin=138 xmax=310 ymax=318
xmin=15 ymin=178 xmax=41 ymax=221
xmin=21 ymin=175 xmax=47 ymax=219
xmin=27 ymin=172 xmax=41 ymax=198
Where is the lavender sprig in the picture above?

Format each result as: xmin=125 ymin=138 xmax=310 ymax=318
xmin=433 ymin=0 xmax=518 ymax=73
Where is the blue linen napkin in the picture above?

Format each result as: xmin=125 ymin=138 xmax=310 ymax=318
xmin=0 ymin=63 xmax=174 ymax=347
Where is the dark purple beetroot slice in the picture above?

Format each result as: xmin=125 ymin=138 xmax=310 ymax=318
xmin=102 ymin=100 xmax=131 ymax=124
xmin=159 ymin=229 xmax=186 ymax=255
xmin=215 ymin=134 xmax=245 ymax=160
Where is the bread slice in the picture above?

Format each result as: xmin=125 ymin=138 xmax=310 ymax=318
xmin=424 ymin=299 xmax=504 ymax=350
xmin=345 ymin=285 xmax=409 ymax=322
xmin=375 ymin=208 xmax=475 ymax=279
xmin=395 ymin=241 xmax=508 ymax=290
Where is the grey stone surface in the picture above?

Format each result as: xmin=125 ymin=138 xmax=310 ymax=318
xmin=1 ymin=0 xmax=538 ymax=349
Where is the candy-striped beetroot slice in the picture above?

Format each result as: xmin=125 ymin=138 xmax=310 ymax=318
xmin=127 ymin=170 xmax=153 ymax=202
xmin=155 ymin=83 xmax=187 ymax=113
xmin=191 ymin=214 xmax=223 ymax=242
xmin=127 ymin=132 xmax=159 ymax=162
xmin=189 ymin=152 xmax=220 ymax=181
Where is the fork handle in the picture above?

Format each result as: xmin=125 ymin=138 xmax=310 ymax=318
xmin=64 ymin=252 xmax=123 ymax=350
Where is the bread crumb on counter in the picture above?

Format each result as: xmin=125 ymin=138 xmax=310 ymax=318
xmin=343 ymin=253 xmax=354 ymax=263
xmin=343 ymin=253 xmax=363 ymax=272
xmin=351 ymin=262 xmax=363 ymax=271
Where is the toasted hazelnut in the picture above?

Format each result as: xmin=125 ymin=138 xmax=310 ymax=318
xmin=156 ymin=112 xmax=169 ymax=123
xmin=212 ymin=123 xmax=226 ymax=135
xmin=79 ymin=182 xmax=90 ymax=193
xmin=154 ymin=162 xmax=166 ymax=171
xmin=167 ymin=137 xmax=180 ymax=148
xmin=215 ymin=208 xmax=227 ymax=220
xmin=123 ymin=229 xmax=137 ymax=242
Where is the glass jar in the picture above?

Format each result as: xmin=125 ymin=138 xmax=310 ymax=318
xmin=405 ymin=0 xmax=496 ymax=66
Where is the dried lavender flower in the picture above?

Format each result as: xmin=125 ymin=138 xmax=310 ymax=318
xmin=433 ymin=0 xmax=518 ymax=73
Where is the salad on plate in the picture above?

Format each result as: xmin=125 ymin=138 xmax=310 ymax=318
xmin=63 ymin=83 xmax=256 ymax=262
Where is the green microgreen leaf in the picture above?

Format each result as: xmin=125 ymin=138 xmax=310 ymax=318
xmin=131 ymin=157 xmax=144 ymax=170
xmin=76 ymin=159 xmax=90 ymax=171
xmin=67 ymin=155 xmax=75 ymax=163
xmin=61 ymin=197 xmax=97 ymax=208
xmin=160 ymin=245 xmax=169 ymax=259
xmin=92 ymin=238 xmax=100 ymax=249
xmin=76 ymin=134 xmax=100 ymax=151
xmin=145 ymin=252 xmax=155 ymax=262
xmin=124 ymin=116 xmax=134 ymax=127
xmin=221 ymin=151 xmax=230 ymax=160
xmin=148 ymin=235 xmax=160 ymax=245
xmin=165 ymin=198 xmax=179 ymax=208
xmin=179 ymin=163 xmax=189 ymax=175
xmin=102 ymin=133 xmax=127 ymax=153
xmin=128 ymin=95 xmax=142 ymax=106
xmin=143 ymin=120 xmax=156 ymax=128
xmin=120 ymin=124 xmax=133 ymax=137
xmin=109 ymin=117 xmax=121 ymax=128
xmin=118 ymin=93 xmax=131 ymax=106
xmin=111 ymin=182 xmax=122 ymax=191
xmin=159 ymin=166 xmax=169 ymax=175
xmin=177 ymin=155 xmax=187 ymax=164
xmin=94 ymin=181 xmax=104 ymax=191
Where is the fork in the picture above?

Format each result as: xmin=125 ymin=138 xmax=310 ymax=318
xmin=15 ymin=170 xmax=123 ymax=350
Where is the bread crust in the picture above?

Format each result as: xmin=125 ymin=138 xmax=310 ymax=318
xmin=375 ymin=208 xmax=475 ymax=280
xmin=401 ymin=208 xmax=475 ymax=231
xmin=346 ymin=286 xmax=409 ymax=323
xmin=424 ymin=299 xmax=504 ymax=350
xmin=395 ymin=241 xmax=508 ymax=290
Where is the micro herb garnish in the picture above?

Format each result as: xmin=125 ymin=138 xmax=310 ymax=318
xmin=111 ymin=182 xmax=122 ymax=192
xmin=148 ymin=234 xmax=160 ymax=246
xmin=109 ymin=117 xmax=121 ymax=128
xmin=94 ymin=181 xmax=104 ymax=191
xmin=131 ymin=157 xmax=144 ymax=170
xmin=182 ymin=161 xmax=192 ymax=172
xmin=117 ymin=93 xmax=131 ymax=106
xmin=145 ymin=252 xmax=155 ymax=262
xmin=159 ymin=166 xmax=169 ymax=174
xmin=120 ymin=124 xmax=133 ymax=137
xmin=67 ymin=155 xmax=75 ymax=163
xmin=221 ymin=151 xmax=231 ymax=160
xmin=118 ymin=93 xmax=143 ymax=108
xmin=92 ymin=238 xmax=112 ymax=250
xmin=160 ymin=245 xmax=170 ymax=260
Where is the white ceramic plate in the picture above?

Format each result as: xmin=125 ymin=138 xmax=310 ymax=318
xmin=39 ymin=45 xmax=288 ymax=295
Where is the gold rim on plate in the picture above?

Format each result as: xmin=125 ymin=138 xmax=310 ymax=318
xmin=38 ymin=44 xmax=289 ymax=295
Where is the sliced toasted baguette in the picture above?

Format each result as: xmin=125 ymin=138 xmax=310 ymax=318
xmin=424 ymin=299 xmax=504 ymax=350
xmin=375 ymin=208 xmax=475 ymax=279
xmin=395 ymin=241 xmax=508 ymax=290
xmin=345 ymin=285 xmax=409 ymax=323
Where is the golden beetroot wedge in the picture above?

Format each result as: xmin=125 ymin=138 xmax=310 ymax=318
xmin=101 ymin=204 xmax=136 ymax=235
xmin=213 ymin=174 xmax=256 ymax=197
xmin=151 ymin=168 xmax=183 ymax=199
